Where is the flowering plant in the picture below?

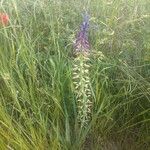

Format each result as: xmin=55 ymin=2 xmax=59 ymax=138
xmin=0 ymin=13 xmax=9 ymax=26
xmin=73 ymin=13 xmax=92 ymax=127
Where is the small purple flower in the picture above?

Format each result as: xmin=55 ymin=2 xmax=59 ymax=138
xmin=74 ymin=13 xmax=90 ymax=54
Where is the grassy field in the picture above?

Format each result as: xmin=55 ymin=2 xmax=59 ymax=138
xmin=0 ymin=0 xmax=150 ymax=149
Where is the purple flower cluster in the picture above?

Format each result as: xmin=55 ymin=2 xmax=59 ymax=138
xmin=74 ymin=13 xmax=90 ymax=54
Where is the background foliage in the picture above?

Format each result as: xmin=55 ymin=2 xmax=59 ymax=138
xmin=0 ymin=0 xmax=150 ymax=149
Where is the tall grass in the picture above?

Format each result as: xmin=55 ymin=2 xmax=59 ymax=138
xmin=0 ymin=0 xmax=150 ymax=149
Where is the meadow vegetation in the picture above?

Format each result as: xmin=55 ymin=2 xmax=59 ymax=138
xmin=0 ymin=0 xmax=150 ymax=149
